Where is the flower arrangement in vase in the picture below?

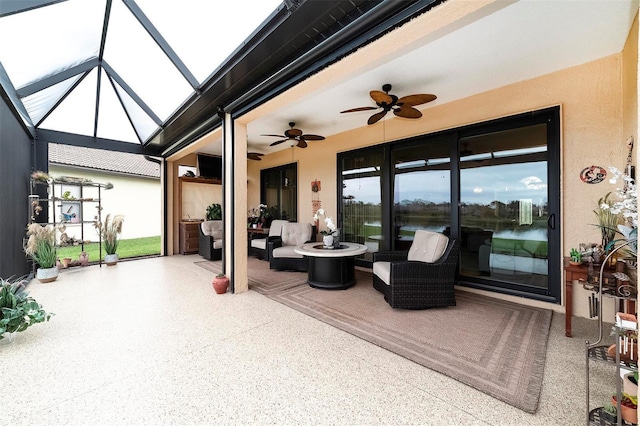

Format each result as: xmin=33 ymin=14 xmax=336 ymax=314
xmin=313 ymin=208 xmax=338 ymax=248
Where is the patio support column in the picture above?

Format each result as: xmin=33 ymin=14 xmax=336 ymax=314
xmin=222 ymin=112 xmax=248 ymax=293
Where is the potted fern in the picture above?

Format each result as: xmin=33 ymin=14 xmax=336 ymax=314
xmin=95 ymin=214 xmax=124 ymax=265
xmin=0 ymin=277 xmax=53 ymax=341
xmin=24 ymin=223 xmax=59 ymax=283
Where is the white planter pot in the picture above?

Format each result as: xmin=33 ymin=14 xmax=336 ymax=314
xmin=36 ymin=266 xmax=58 ymax=283
xmin=323 ymin=235 xmax=334 ymax=248
xmin=104 ymin=253 xmax=119 ymax=266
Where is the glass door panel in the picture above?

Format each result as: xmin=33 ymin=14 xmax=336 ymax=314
xmin=261 ymin=163 xmax=297 ymax=221
xmin=459 ymin=124 xmax=549 ymax=291
xmin=392 ymin=139 xmax=451 ymax=250
xmin=341 ymin=151 xmax=383 ymax=262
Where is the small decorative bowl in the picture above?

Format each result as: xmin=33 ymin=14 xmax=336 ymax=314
xmin=569 ymin=261 xmax=582 ymax=266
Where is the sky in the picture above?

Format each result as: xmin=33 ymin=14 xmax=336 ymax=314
xmin=343 ymin=162 xmax=549 ymax=206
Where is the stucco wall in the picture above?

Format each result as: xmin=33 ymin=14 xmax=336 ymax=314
xmin=251 ymin=52 xmax=629 ymax=242
xmin=248 ymin=45 xmax=636 ymax=315
xmin=49 ymin=166 xmax=161 ymax=240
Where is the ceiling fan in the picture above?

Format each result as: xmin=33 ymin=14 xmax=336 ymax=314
xmin=248 ymin=152 xmax=264 ymax=161
xmin=262 ymin=122 xmax=325 ymax=148
xmin=340 ymin=83 xmax=437 ymax=125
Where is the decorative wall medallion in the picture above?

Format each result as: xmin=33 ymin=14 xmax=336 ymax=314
xmin=580 ymin=165 xmax=607 ymax=184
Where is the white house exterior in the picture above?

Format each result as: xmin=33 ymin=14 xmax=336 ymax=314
xmin=48 ymin=144 xmax=161 ymax=241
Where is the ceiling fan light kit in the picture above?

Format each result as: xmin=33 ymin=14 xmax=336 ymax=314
xmin=262 ymin=122 xmax=325 ymax=148
xmin=341 ymin=83 xmax=437 ymax=125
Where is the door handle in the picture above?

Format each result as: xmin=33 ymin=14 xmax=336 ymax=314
xmin=547 ymin=214 xmax=556 ymax=230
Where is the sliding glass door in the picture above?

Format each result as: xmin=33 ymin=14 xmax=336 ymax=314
xmin=341 ymin=150 xmax=384 ymax=262
xmin=391 ymin=137 xmax=451 ymax=251
xmin=458 ymin=124 xmax=549 ymax=291
xmin=338 ymin=107 xmax=560 ymax=303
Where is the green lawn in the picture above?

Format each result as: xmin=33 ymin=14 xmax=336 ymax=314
xmin=56 ymin=236 xmax=160 ymax=262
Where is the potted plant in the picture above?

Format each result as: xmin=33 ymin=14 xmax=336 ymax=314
xmin=95 ymin=214 xmax=124 ymax=265
xmin=612 ymin=392 xmax=637 ymax=424
xmin=206 ymin=203 xmax=222 ymax=220
xmin=213 ymin=273 xmax=229 ymax=294
xmin=0 ymin=277 xmax=53 ymax=340
xmin=313 ymin=208 xmax=338 ymax=247
xmin=600 ymin=401 xmax=617 ymax=425
xmin=24 ymin=223 xmax=59 ymax=283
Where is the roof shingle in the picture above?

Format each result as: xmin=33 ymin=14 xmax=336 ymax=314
xmin=49 ymin=144 xmax=160 ymax=178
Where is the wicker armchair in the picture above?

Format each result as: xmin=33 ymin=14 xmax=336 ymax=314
xmin=373 ymin=230 xmax=460 ymax=309
xmin=249 ymin=220 xmax=288 ymax=261
xmin=198 ymin=220 xmax=223 ymax=260
xmin=268 ymin=222 xmax=316 ymax=272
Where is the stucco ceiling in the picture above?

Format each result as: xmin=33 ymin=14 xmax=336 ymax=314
xmin=197 ymin=0 xmax=638 ymax=157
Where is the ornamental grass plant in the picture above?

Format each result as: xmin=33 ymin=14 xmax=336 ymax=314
xmin=95 ymin=214 xmax=124 ymax=255
xmin=24 ymin=223 xmax=58 ymax=268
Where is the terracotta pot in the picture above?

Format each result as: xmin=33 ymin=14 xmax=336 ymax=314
xmin=36 ymin=266 xmax=58 ymax=283
xmin=61 ymin=258 xmax=72 ymax=268
xmin=612 ymin=395 xmax=638 ymax=424
xmin=213 ymin=276 xmax=229 ymax=294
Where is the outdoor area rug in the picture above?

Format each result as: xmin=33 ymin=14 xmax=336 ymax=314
xmin=195 ymin=257 xmax=552 ymax=413
xmin=194 ymin=258 xmax=307 ymax=295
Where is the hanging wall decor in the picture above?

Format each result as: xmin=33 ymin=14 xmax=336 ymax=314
xmin=580 ymin=165 xmax=607 ymax=184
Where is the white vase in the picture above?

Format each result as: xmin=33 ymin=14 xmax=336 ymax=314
xmin=323 ymin=235 xmax=334 ymax=248
xmin=36 ymin=266 xmax=58 ymax=283
xmin=104 ymin=253 xmax=119 ymax=266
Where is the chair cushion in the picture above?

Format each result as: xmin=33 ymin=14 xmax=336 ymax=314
xmin=213 ymin=239 xmax=223 ymax=249
xmin=281 ymin=222 xmax=312 ymax=246
xmin=201 ymin=220 xmax=223 ymax=240
xmin=373 ymin=261 xmax=391 ymax=285
xmin=272 ymin=245 xmax=303 ymax=259
xmin=408 ymin=230 xmax=449 ymax=263
xmin=268 ymin=220 xmax=288 ymax=237
xmin=250 ymin=238 xmax=267 ymax=250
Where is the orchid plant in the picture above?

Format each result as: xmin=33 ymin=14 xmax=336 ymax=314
xmin=600 ymin=166 xmax=637 ymax=256
xmin=313 ymin=208 xmax=337 ymax=235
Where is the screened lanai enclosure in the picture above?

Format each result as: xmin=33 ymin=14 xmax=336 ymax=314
xmin=0 ymin=0 xmax=281 ymax=148
xmin=0 ymin=0 xmax=441 ymax=279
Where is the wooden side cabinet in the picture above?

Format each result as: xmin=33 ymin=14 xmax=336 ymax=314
xmin=179 ymin=221 xmax=202 ymax=254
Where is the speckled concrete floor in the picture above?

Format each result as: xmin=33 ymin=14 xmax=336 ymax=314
xmin=0 ymin=255 xmax=616 ymax=425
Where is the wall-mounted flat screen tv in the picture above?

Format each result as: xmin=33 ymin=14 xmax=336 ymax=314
xmin=197 ymin=154 xmax=222 ymax=180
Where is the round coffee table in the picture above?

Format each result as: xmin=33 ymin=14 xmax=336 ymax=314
xmin=294 ymin=242 xmax=368 ymax=290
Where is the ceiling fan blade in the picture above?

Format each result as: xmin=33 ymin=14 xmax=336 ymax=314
xmin=297 ymin=138 xmax=308 ymax=148
xmin=302 ymin=134 xmax=324 ymax=141
xmin=370 ymin=90 xmax=393 ymax=105
xmin=368 ymin=110 xmax=387 ymax=125
xmin=248 ymin=154 xmax=263 ymax=161
xmin=262 ymin=134 xmax=286 ymax=138
xmin=269 ymin=139 xmax=288 ymax=146
xmin=397 ymin=94 xmax=437 ymax=106
xmin=285 ymin=128 xmax=303 ymax=137
xmin=394 ymin=106 xmax=422 ymax=119
xmin=340 ymin=106 xmax=377 ymax=113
